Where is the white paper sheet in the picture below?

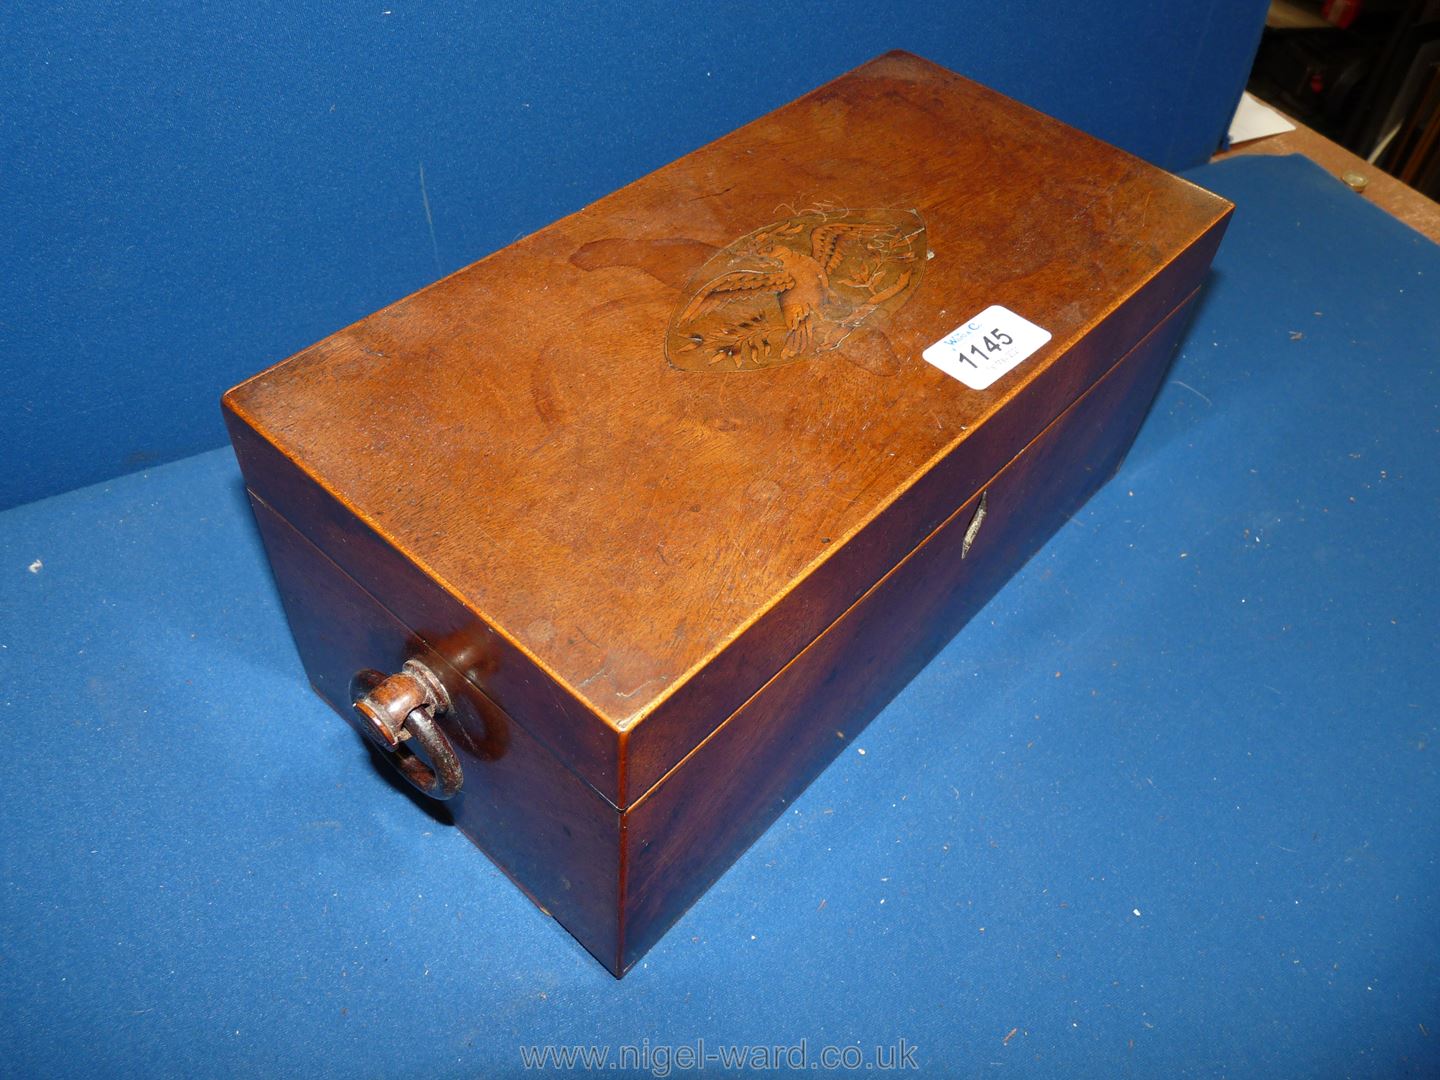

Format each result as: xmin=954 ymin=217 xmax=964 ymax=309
xmin=1228 ymin=92 xmax=1297 ymax=146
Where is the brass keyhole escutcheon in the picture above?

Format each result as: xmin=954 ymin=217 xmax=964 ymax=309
xmin=350 ymin=659 xmax=463 ymax=800
xmin=961 ymin=490 xmax=988 ymax=560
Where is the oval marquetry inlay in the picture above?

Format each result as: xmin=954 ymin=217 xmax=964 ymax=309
xmin=665 ymin=208 xmax=926 ymax=372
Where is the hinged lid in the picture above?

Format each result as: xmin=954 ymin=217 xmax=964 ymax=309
xmin=224 ymin=51 xmax=1231 ymax=808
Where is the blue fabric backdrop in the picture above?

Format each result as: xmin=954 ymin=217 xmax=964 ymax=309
xmin=0 ymin=1 xmax=1268 ymax=509
xmin=1 ymin=155 xmax=1436 ymax=1077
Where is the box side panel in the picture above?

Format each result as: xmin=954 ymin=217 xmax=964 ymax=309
xmin=618 ymin=290 xmax=1200 ymax=972
xmin=247 ymin=494 xmax=625 ymax=974
xmin=621 ymin=213 xmax=1230 ymax=801
xmin=224 ymin=407 xmax=625 ymax=807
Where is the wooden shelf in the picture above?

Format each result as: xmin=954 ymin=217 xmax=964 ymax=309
xmin=1215 ymin=106 xmax=1440 ymax=244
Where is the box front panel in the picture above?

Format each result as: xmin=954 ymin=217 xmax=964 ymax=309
xmin=619 ymin=292 xmax=1199 ymax=971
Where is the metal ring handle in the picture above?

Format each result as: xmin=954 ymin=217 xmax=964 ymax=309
xmin=383 ymin=705 xmax=463 ymax=800
xmin=351 ymin=662 xmax=463 ymax=800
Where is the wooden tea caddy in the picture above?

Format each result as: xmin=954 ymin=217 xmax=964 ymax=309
xmin=224 ymin=51 xmax=1231 ymax=975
